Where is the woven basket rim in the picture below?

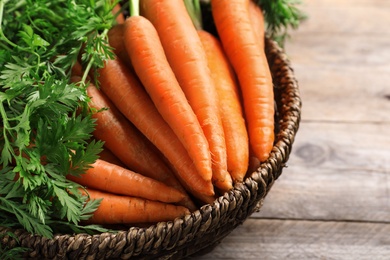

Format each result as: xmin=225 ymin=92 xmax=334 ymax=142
xmin=0 ymin=37 xmax=302 ymax=260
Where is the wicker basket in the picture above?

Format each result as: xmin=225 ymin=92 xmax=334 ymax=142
xmin=0 ymin=38 xmax=301 ymax=259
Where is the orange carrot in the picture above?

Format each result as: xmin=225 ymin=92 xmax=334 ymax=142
xmin=82 ymin=188 xmax=190 ymax=224
xmin=248 ymin=1 xmax=273 ymax=86
xmin=123 ymin=15 xmax=212 ymax=184
xmin=71 ymin=61 xmax=83 ymax=78
xmin=198 ymin=30 xmax=249 ymax=183
xmin=211 ymin=0 xmax=274 ymax=162
xmin=68 ymin=159 xmax=185 ymax=203
xmin=85 ymin=79 xmax=170 ymax=179
xmin=107 ymin=24 xmax=132 ymax=67
xmin=96 ymin=58 xmax=215 ymax=204
xmin=74 ymin=77 xmax=198 ymax=210
xmin=248 ymin=147 xmax=261 ymax=174
xmin=112 ymin=2 xmax=125 ymax=24
xmin=249 ymin=0 xmax=265 ymax=49
xmin=141 ymin=0 xmax=231 ymax=192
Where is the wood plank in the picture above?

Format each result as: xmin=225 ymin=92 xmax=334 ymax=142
xmin=251 ymin=122 xmax=390 ymax=222
xmin=286 ymin=35 xmax=390 ymax=69
xmin=311 ymin=0 xmax=390 ymax=5
xmin=302 ymin=0 xmax=390 ymax=7
xmin=188 ymin=219 xmax=390 ymax=260
xmin=279 ymin=1 xmax=390 ymax=123
xmin=253 ymin=165 xmax=390 ymax=222
xmin=283 ymin=35 xmax=390 ymax=123
xmin=287 ymin=61 xmax=390 ymax=123
xmin=287 ymin=1 xmax=390 ymax=36
xmin=287 ymin=122 xmax=390 ymax=171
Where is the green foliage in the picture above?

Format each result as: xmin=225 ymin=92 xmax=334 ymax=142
xmin=0 ymin=0 xmax=117 ymax=242
xmin=257 ymin=0 xmax=307 ymax=46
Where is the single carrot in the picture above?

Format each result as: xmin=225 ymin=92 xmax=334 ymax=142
xmin=141 ymin=0 xmax=231 ymax=192
xmin=68 ymin=159 xmax=186 ymax=203
xmin=198 ymin=30 xmax=249 ymax=183
xmin=107 ymin=24 xmax=132 ymax=67
xmin=248 ymin=1 xmax=274 ymax=86
xmin=248 ymin=147 xmax=261 ymax=174
xmin=82 ymin=188 xmax=190 ymax=224
xmin=70 ymin=60 xmax=83 ymax=78
xmin=211 ymin=0 xmax=275 ymax=162
xmin=249 ymin=0 xmax=266 ymax=49
xmin=123 ymin=15 xmax=212 ymax=184
xmin=112 ymin=2 xmax=125 ymax=24
xmin=96 ymin=58 xmax=215 ymax=204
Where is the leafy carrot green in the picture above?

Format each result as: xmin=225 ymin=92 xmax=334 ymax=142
xmin=255 ymin=0 xmax=306 ymax=46
xmin=0 ymin=0 xmax=118 ymax=238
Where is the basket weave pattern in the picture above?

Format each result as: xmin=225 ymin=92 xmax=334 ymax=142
xmin=0 ymin=38 xmax=301 ymax=260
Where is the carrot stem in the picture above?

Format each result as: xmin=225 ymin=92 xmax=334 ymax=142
xmin=129 ymin=0 xmax=139 ymax=17
xmin=81 ymin=28 xmax=109 ymax=84
xmin=183 ymin=0 xmax=203 ymax=30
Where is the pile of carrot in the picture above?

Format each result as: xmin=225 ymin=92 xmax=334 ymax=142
xmin=70 ymin=0 xmax=274 ymax=226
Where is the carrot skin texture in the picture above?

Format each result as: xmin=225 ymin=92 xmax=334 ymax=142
xmin=85 ymin=80 xmax=198 ymax=210
xmin=248 ymin=1 xmax=273 ymax=87
xmin=198 ymin=30 xmax=249 ymax=183
xmin=112 ymin=3 xmax=125 ymax=24
xmin=70 ymin=61 xmax=83 ymax=78
xmin=96 ymin=59 xmax=215 ymax=203
xmin=211 ymin=0 xmax=275 ymax=163
xmin=68 ymin=159 xmax=186 ymax=203
xmin=123 ymin=16 xmax=212 ymax=183
xmin=249 ymin=0 xmax=265 ymax=49
xmin=83 ymin=188 xmax=190 ymax=224
xmin=86 ymin=82 xmax=171 ymax=179
xmin=97 ymin=148 xmax=198 ymax=211
xmin=71 ymin=75 xmax=180 ymax=189
xmin=108 ymin=24 xmax=132 ymax=67
xmin=74 ymin=75 xmax=196 ymax=210
xmin=141 ymin=0 xmax=231 ymax=191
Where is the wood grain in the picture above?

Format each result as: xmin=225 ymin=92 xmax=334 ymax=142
xmin=286 ymin=122 xmax=390 ymax=172
xmin=283 ymin=0 xmax=390 ymax=123
xmin=189 ymin=219 xmax=390 ymax=260
xmin=254 ymin=165 xmax=390 ymax=222
xmin=254 ymin=123 xmax=390 ymax=222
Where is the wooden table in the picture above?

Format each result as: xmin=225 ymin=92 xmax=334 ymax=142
xmin=190 ymin=0 xmax=390 ymax=259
